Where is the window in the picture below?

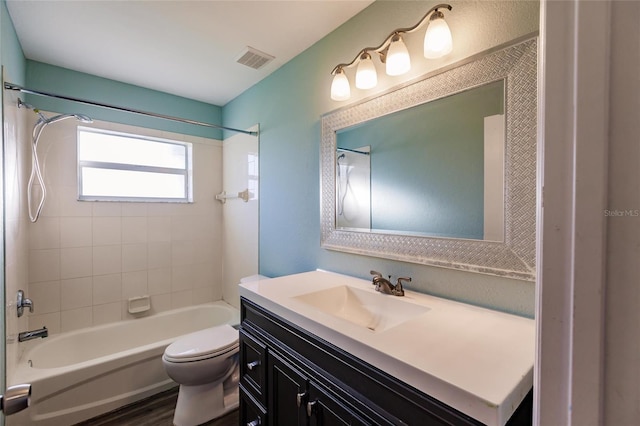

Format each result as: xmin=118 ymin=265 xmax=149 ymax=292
xmin=77 ymin=127 xmax=193 ymax=202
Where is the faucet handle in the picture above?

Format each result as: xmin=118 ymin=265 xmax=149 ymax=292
xmin=370 ymin=270 xmax=383 ymax=278
xmin=396 ymin=277 xmax=412 ymax=286
xmin=16 ymin=290 xmax=34 ymax=318
xmin=394 ymin=277 xmax=412 ymax=296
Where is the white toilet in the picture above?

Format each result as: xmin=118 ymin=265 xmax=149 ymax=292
xmin=162 ymin=324 xmax=240 ymax=426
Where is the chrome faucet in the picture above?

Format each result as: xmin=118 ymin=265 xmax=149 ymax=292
xmin=18 ymin=326 xmax=48 ymax=342
xmin=369 ymin=271 xmax=411 ymax=296
xmin=16 ymin=290 xmax=33 ymax=318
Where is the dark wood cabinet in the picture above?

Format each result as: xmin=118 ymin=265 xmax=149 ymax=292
xmin=239 ymin=297 xmax=532 ymax=426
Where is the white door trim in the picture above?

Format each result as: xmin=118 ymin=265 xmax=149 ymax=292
xmin=535 ymin=1 xmax=610 ymax=424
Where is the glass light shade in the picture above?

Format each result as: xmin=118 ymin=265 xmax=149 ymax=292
xmin=386 ymin=36 xmax=411 ymax=76
xmin=424 ymin=16 xmax=453 ymax=59
xmin=330 ymin=70 xmax=351 ymax=101
xmin=355 ymin=54 xmax=377 ymax=89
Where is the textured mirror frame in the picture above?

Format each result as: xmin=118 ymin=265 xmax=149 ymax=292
xmin=320 ymin=37 xmax=537 ymax=280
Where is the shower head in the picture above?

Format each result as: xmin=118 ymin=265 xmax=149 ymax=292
xmin=337 ymin=153 xmax=346 ymax=161
xmin=17 ymin=98 xmax=34 ymax=110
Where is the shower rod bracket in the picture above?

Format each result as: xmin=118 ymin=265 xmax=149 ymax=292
xmin=4 ymin=82 xmax=258 ymax=137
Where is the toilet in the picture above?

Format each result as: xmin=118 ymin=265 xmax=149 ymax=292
xmin=162 ymin=324 xmax=240 ymax=426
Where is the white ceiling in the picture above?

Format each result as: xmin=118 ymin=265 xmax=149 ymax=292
xmin=6 ymin=0 xmax=373 ymax=106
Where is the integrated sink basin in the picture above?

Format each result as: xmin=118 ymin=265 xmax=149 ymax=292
xmin=294 ymin=285 xmax=429 ymax=332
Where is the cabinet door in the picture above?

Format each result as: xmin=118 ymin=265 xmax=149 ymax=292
xmin=268 ymin=352 xmax=308 ymax=426
xmin=307 ymin=382 xmax=371 ymax=426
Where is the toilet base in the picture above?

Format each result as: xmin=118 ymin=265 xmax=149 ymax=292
xmin=172 ymin=366 xmax=239 ymax=426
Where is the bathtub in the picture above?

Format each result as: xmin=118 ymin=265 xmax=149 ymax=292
xmin=8 ymin=301 xmax=240 ymax=426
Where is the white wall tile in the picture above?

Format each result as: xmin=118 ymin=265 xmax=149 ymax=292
xmin=61 ymin=307 xmax=93 ymax=332
xmin=93 ymin=202 xmax=122 ymax=217
xmin=93 ymin=302 xmax=121 ymax=326
xmin=93 ymin=217 xmax=122 ymax=246
xmin=23 ymin=119 xmax=226 ymax=334
xmin=28 ymin=312 xmax=60 ymax=335
xmin=171 ymin=265 xmax=195 ymax=292
xmin=93 ymin=273 xmax=122 ymax=304
xmin=147 ymin=216 xmax=171 ymax=242
xmin=148 ymin=268 xmax=171 ymax=295
xmin=60 ymin=217 xmax=92 ymax=248
xmin=171 ymin=290 xmax=193 ymax=309
xmin=122 ymin=243 xmax=147 ymax=272
xmin=60 ymin=247 xmax=93 ymax=279
xmin=193 ymin=286 xmax=214 ymax=304
xmin=29 ymin=280 xmax=61 ymax=314
xmin=122 ymin=270 xmax=148 ymax=299
xmin=28 ymin=217 xmax=60 ymax=249
xmin=29 ymin=249 xmax=60 ymax=283
xmin=193 ymin=262 xmax=216 ymax=288
xmin=61 ymin=277 xmax=93 ymax=310
xmin=150 ymin=293 xmax=172 ymax=313
xmin=148 ymin=242 xmax=171 ymax=269
xmin=171 ymin=240 xmax=196 ymax=266
xmin=93 ymin=245 xmax=122 ymax=275
xmin=122 ymin=217 xmax=147 ymax=243
xmin=122 ymin=203 xmax=148 ymax=217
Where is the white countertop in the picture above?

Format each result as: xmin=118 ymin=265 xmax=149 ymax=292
xmin=239 ymin=270 xmax=534 ymax=426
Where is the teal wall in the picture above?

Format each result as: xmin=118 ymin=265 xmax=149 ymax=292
xmin=223 ymin=1 xmax=539 ymax=317
xmin=24 ymin=61 xmax=223 ymax=140
xmin=1 ymin=0 xmax=25 ymax=84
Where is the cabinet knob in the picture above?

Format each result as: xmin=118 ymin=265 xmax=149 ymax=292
xmin=247 ymin=418 xmax=261 ymax=426
xmin=296 ymin=390 xmax=307 ymax=407
xmin=306 ymin=400 xmax=317 ymax=417
xmin=246 ymin=360 xmax=260 ymax=371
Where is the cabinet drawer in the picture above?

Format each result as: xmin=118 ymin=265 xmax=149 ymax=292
xmin=241 ymin=385 xmax=267 ymax=426
xmin=240 ymin=328 xmax=268 ymax=405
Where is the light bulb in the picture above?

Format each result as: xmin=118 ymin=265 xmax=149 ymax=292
xmin=355 ymin=53 xmax=377 ymax=90
xmin=330 ymin=69 xmax=351 ymax=101
xmin=386 ymin=34 xmax=411 ymax=76
xmin=424 ymin=12 xmax=453 ymax=59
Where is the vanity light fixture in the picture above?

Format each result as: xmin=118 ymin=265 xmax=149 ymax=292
xmin=330 ymin=3 xmax=453 ymax=101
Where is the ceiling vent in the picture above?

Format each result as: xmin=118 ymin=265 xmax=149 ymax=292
xmin=235 ymin=46 xmax=275 ymax=70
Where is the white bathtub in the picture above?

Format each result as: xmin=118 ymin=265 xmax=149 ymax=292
xmin=8 ymin=301 xmax=240 ymax=426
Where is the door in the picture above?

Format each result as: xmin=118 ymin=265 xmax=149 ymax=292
xmin=268 ymin=352 xmax=308 ymax=426
xmin=1 ymin=69 xmax=33 ymax=422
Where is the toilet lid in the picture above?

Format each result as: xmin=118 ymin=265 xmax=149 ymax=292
xmin=164 ymin=324 xmax=239 ymax=363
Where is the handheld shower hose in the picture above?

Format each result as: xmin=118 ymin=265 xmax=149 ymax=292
xmin=20 ymin=100 xmax=93 ymax=222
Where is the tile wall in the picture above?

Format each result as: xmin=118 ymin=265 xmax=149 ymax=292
xmin=24 ymin=113 xmax=224 ymax=334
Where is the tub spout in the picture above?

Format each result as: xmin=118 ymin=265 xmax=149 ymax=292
xmin=18 ymin=326 xmax=48 ymax=342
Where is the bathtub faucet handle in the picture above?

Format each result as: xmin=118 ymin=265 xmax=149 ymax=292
xmin=16 ymin=290 xmax=34 ymax=318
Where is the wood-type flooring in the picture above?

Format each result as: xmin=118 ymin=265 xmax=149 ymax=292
xmin=75 ymin=387 xmax=238 ymax=426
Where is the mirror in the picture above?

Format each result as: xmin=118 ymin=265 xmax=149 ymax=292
xmin=321 ymin=38 xmax=537 ymax=280
xmin=335 ymin=80 xmax=505 ymax=241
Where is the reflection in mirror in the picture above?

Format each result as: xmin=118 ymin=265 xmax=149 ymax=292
xmin=336 ymin=146 xmax=371 ymax=230
xmin=336 ymin=80 xmax=505 ymax=241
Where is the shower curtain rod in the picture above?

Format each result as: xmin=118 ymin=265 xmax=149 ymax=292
xmin=4 ymin=82 xmax=258 ymax=136
xmin=337 ymin=147 xmax=370 ymax=155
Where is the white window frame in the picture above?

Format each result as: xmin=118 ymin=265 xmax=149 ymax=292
xmin=77 ymin=126 xmax=193 ymax=202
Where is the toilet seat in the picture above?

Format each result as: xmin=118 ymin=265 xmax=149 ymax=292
xmin=164 ymin=324 xmax=239 ymax=363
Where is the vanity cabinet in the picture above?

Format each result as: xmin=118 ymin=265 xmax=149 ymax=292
xmin=239 ymin=297 xmax=532 ymax=426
